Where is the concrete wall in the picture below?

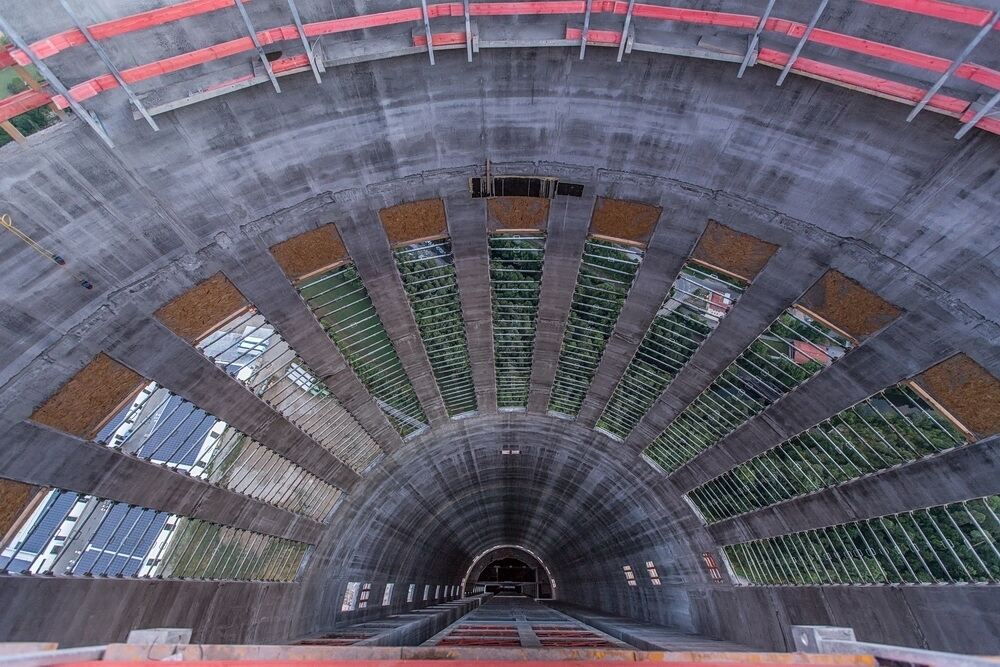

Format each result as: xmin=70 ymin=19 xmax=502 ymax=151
xmin=0 ymin=3 xmax=998 ymax=654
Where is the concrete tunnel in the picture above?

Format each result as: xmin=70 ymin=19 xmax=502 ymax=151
xmin=0 ymin=0 xmax=998 ymax=657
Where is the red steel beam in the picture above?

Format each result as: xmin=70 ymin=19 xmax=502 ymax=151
xmin=0 ymin=87 xmax=55 ymax=122
xmin=1 ymin=0 xmax=998 ymax=137
xmin=860 ymin=0 xmax=997 ymax=27
xmin=758 ymin=47 xmax=969 ymax=115
xmin=65 ymin=661 xmax=868 ymax=667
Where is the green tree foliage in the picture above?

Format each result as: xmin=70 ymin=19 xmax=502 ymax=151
xmin=691 ymin=383 xmax=967 ymax=523
xmin=599 ymin=263 xmax=745 ymax=439
xmin=725 ymin=496 xmax=1000 ymax=585
xmin=1 ymin=75 xmax=57 ymax=147
xmin=490 ymin=235 xmax=545 ymax=408
xmin=299 ymin=264 xmax=426 ymax=436
xmin=549 ymin=239 xmax=641 ymax=415
xmin=646 ymin=310 xmax=853 ymax=473
xmin=395 ymin=240 xmax=476 ymax=416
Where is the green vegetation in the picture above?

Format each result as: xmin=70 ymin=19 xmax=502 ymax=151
xmin=489 ymin=234 xmax=545 ymax=409
xmin=157 ymin=518 xmax=307 ymax=581
xmin=645 ymin=309 xmax=853 ymax=473
xmin=598 ymin=262 xmax=746 ymax=439
xmin=548 ymin=238 xmax=642 ymax=416
xmin=198 ymin=427 xmax=339 ymax=522
xmin=0 ymin=51 xmax=58 ymax=147
xmin=724 ymin=496 xmax=1000 ymax=584
xmin=299 ymin=264 xmax=427 ymax=436
xmin=394 ymin=239 xmax=476 ymax=417
xmin=691 ymin=383 xmax=968 ymax=523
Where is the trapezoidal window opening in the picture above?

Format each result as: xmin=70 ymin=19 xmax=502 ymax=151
xmin=622 ymin=564 xmax=637 ymax=586
xmin=298 ymin=263 xmax=428 ymax=437
xmin=548 ymin=238 xmax=643 ymax=417
xmin=196 ymin=308 xmax=382 ymax=473
xmin=97 ymin=381 xmax=342 ymax=522
xmin=358 ymin=582 xmax=372 ymax=608
xmin=723 ymin=495 xmax=1000 ymax=585
xmin=598 ymin=261 xmax=747 ymax=440
xmin=645 ymin=560 xmax=662 ymax=585
xmin=341 ymin=582 xmax=361 ymax=611
xmin=701 ymin=553 xmax=724 ymax=583
xmin=489 ymin=233 xmax=546 ymax=410
xmin=688 ymin=381 xmax=969 ymax=524
xmin=645 ymin=306 xmax=854 ymax=474
xmin=0 ymin=488 xmax=308 ymax=581
xmin=393 ymin=239 xmax=477 ymax=417
xmin=382 ymin=582 xmax=395 ymax=606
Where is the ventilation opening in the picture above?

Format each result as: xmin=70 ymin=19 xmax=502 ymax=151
xmin=702 ymin=552 xmax=724 ymax=583
xmin=265 ymin=50 xmax=283 ymax=62
xmin=470 ymin=176 xmax=584 ymax=198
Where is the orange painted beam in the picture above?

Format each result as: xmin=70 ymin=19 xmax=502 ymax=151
xmin=67 ymin=661 xmax=866 ymax=667
xmin=758 ymin=47 xmax=969 ymax=115
xmin=1 ymin=0 xmax=998 ymax=138
xmin=861 ymin=0 xmax=998 ymax=27
xmin=0 ymin=87 xmax=55 ymax=123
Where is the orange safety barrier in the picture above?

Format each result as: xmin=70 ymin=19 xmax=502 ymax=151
xmin=66 ymin=661 xmax=873 ymax=667
xmin=1 ymin=0 xmax=998 ymax=136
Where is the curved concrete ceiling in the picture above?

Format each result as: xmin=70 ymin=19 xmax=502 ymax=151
xmin=0 ymin=0 xmax=998 ymax=656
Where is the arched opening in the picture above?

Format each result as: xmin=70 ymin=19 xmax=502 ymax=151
xmin=463 ymin=546 xmax=554 ymax=599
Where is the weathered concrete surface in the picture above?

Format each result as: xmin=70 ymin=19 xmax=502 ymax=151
xmin=0 ymin=18 xmax=997 ymax=659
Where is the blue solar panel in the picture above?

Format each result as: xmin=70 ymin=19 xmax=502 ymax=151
xmin=0 ymin=492 xmax=77 ymax=572
xmin=131 ymin=395 xmax=215 ymax=466
xmin=72 ymin=505 xmax=168 ymax=576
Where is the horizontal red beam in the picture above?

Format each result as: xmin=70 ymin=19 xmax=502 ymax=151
xmin=0 ymin=88 xmax=55 ymax=121
xmin=758 ymin=47 xmax=969 ymax=115
xmin=1 ymin=0 xmax=997 ymax=138
xmin=10 ymin=0 xmax=243 ymax=64
xmin=860 ymin=0 xmax=998 ymax=27
xmin=67 ymin=661 xmax=868 ymax=667
xmin=566 ymin=26 xmax=623 ymax=45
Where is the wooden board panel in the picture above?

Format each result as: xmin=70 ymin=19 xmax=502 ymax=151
xmin=690 ymin=220 xmax=778 ymax=281
xmin=30 ymin=353 xmax=145 ymax=439
xmin=271 ymin=225 xmax=349 ymax=281
xmin=155 ymin=273 xmax=249 ymax=343
xmin=589 ymin=198 xmax=661 ymax=247
xmin=380 ymin=199 xmax=448 ymax=247
xmin=797 ymin=270 xmax=903 ymax=341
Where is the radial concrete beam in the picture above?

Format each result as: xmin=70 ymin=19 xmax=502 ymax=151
xmin=0 ymin=420 xmax=321 ymax=543
xmin=623 ymin=245 xmax=830 ymax=455
xmin=334 ymin=209 xmax=449 ymax=426
xmin=526 ymin=196 xmax=594 ymax=414
xmin=670 ymin=308 xmax=963 ymax=492
xmin=707 ymin=435 xmax=1000 ymax=544
xmin=445 ymin=196 xmax=497 ymax=414
xmin=576 ymin=212 xmax=704 ymax=428
xmin=104 ymin=316 xmax=361 ymax=490
xmin=220 ymin=245 xmax=402 ymax=455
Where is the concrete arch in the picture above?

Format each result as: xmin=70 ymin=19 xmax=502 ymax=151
xmin=0 ymin=3 xmax=997 ymax=653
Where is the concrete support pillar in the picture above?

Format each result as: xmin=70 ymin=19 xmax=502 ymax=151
xmin=526 ymin=196 xmax=594 ymax=414
xmin=0 ymin=420 xmax=320 ymax=542
xmin=104 ymin=317 xmax=360 ymax=491
xmin=576 ymin=215 xmax=703 ymax=428
xmin=445 ymin=196 xmax=497 ymax=414
xmin=221 ymin=246 xmax=402 ymax=455
xmin=335 ymin=210 xmax=449 ymax=426
xmin=671 ymin=309 xmax=963 ymax=491
xmin=623 ymin=246 xmax=829 ymax=455
xmin=707 ymin=435 xmax=1000 ymax=544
